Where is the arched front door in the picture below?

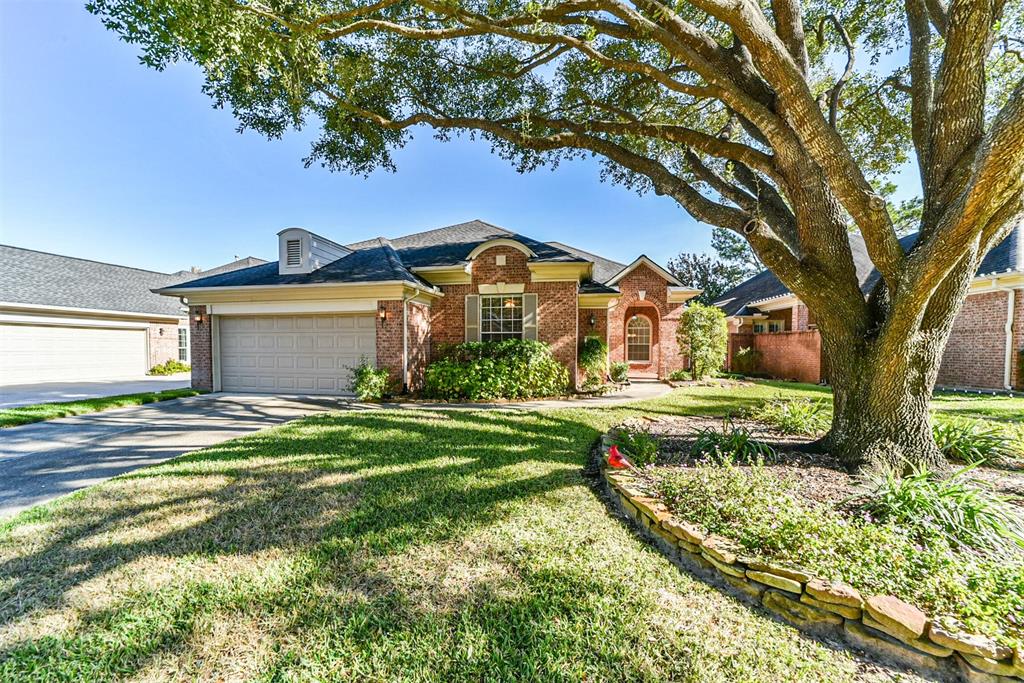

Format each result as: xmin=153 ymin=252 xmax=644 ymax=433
xmin=626 ymin=315 xmax=652 ymax=363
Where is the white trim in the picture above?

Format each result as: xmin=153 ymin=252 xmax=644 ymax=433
xmin=0 ymin=312 xmax=152 ymax=330
xmin=466 ymin=238 xmax=536 ymax=260
xmin=410 ymin=263 xmax=471 ymax=273
xmin=0 ymin=300 xmax=182 ymax=322
xmin=478 ymin=282 xmax=525 ymax=294
xmin=208 ymin=299 xmax=378 ymax=315
xmin=995 ymin=285 xmax=1017 ymax=390
xmin=748 ymin=294 xmax=800 ymax=311
xmin=668 ymin=286 xmax=703 ymax=303
xmin=211 ymin=314 xmax=222 ymax=392
xmin=605 ymin=255 xmax=683 ymax=287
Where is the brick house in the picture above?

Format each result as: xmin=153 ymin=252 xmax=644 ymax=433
xmin=0 ymin=246 xmax=265 ymax=385
xmin=715 ymin=228 xmax=1024 ymax=391
xmin=158 ymin=220 xmax=701 ymax=394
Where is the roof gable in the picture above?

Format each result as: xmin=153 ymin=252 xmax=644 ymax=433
xmin=605 ymin=255 xmax=683 ymax=287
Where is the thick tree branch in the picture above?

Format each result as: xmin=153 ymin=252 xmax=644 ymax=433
xmin=771 ymin=0 xmax=809 ymax=75
xmin=905 ymin=0 xmax=934 ymax=167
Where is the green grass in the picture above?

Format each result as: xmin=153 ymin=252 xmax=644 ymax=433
xmin=0 ymin=389 xmax=206 ymax=428
xmin=0 ymin=380 xmax=1011 ymax=681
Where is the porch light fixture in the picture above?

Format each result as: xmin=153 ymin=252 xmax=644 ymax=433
xmin=378 ymin=305 xmax=388 ymax=324
xmin=589 ymin=313 xmax=596 ymax=327
xmin=193 ymin=311 xmax=205 ymax=324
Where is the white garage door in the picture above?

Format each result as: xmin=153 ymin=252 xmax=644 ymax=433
xmin=0 ymin=324 xmax=147 ymax=385
xmin=219 ymin=314 xmax=376 ymax=394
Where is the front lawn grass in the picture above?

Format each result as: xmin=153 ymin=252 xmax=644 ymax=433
xmin=0 ymin=388 xmax=206 ymax=428
xmin=0 ymin=380 xmax=1007 ymax=681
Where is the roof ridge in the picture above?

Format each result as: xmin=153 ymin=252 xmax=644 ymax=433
xmin=0 ymin=243 xmax=179 ymax=277
xmin=545 ymin=240 xmax=625 ymax=268
xmin=387 ymin=219 xmax=511 ymax=243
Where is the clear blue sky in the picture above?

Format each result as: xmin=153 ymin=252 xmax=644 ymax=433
xmin=0 ymin=0 xmax=917 ymax=275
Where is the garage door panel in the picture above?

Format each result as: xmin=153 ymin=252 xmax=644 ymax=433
xmin=1 ymin=324 xmax=148 ymax=384
xmin=219 ymin=314 xmax=375 ymax=395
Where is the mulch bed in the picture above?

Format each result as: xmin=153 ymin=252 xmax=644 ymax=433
xmin=629 ymin=415 xmax=1024 ymax=508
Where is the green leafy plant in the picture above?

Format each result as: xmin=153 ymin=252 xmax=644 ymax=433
xmin=933 ymin=418 xmax=1011 ymax=464
xmin=423 ymin=340 xmax=568 ymax=401
xmin=856 ymin=461 xmax=1024 ymax=553
xmin=675 ymin=303 xmax=728 ymax=380
xmin=609 ymin=362 xmax=629 ymax=383
xmin=148 ymin=359 xmax=190 ymax=375
xmin=578 ymin=336 xmax=608 ymax=387
xmin=748 ymin=396 xmax=831 ymax=436
xmin=349 ymin=358 xmax=393 ymax=400
xmin=612 ymin=425 xmax=659 ymax=467
xmin=731 ymin=346 xmax=761 ymax=375
xmin=690 ymin=418 xmax=776 ymax=464
xmin=667 ymin=369 xmax=690 ymax=381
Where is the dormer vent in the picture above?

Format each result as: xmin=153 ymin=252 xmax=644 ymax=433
xmin=277 ymin=227 xmax=352 ymax=275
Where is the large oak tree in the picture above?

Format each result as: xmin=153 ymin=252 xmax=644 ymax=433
xmin=89 ymin=0 xmax=1024 ymax=470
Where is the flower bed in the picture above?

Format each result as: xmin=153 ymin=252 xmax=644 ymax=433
xmin=598 ymin=422 xmax=1024 ymax=683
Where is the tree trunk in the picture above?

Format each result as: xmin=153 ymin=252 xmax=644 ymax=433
xmin=818 ymin=327 xmax=949 ymax=474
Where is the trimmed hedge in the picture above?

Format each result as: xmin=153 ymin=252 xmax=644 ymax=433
xmin=423 ymin=340 xmax=569 ymax=401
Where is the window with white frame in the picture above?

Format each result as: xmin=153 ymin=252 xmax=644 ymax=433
xmin=480 ymin=295 xmax=523 ymax=341
xmin=768 ymin=320 xmax=784 ymax=333
xmin=626 ymin=315 xmax=651 ymax=362
xmin=178 ymin=327 xmax=189 ymax=362
xmin=753 ymin=322 xmax=767 ymax=333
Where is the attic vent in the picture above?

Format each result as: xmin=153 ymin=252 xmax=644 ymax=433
xmin=285 ymin=239 xmax=302 ymax=267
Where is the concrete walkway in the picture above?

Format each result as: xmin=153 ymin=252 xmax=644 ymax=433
xmin=0 ymin=374 xmax=191 ymax=409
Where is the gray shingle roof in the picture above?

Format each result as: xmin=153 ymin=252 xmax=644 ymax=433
xmin=163 ymin=239 xmax=427 ymax=291
xmin=0 ymin=245 xmax=190 ymax=317
xmin=715 ymin=226 xmax=1024 ymax=316
xmin=545 ymin=241 xmax=625 ymax=283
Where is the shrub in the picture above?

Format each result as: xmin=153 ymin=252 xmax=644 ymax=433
xmin=731 ymin=346 xmax=761 ymax=375
xmin=613 ymin=425 xmax=660 ymax=466
xmin=856 ymin=461 xmax=1024 ymax=553
xmin=609 ymin=362 xmax=630 ymax=383
xmin=578 ymin=336 xmax=608 ymax=386
xmin=748 ymin=396 xmax=831 ymax=436
xmin=667 ymin=369 xmax=690 ymax=381
xmin=149 ymin=359 xmax=190 ymax=375
xmin=651 ymin=462 xmax=1024 ymax=643
xmin=422 ymin=339 xmax=568 ymax=401
xmin=349 ymin=358 xmax=392 ymax=400
xmin=675 ymin=303 xmax=728 ymax=380
xmin=933 ymin=418 xmax=1011 ymax=464
xmin=690 ymin=418 xmax=776 ymax=464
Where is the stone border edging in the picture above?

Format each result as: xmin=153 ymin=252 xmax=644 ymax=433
xmin=596 ymin=430 xmax=1023 ymax=683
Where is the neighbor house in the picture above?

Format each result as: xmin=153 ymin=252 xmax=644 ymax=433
xmin=0 ymin=246 xmax=265 ymax=385
xmin=157 ymin=220 xmax=701 ymax=394
xmin=715 ymin=227 xmax=1024 ymax=391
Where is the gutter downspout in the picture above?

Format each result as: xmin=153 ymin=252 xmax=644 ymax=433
xmin=996 ymin=283 xmax=1016 ymax=391
xmin=402 ymin=291 xmax=414 ymax=394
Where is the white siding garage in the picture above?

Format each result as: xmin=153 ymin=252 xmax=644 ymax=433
xmin=218 ymin=314 xmax=376 ymax=394
xmin=0 ymin=324 xmax=148 ymax=384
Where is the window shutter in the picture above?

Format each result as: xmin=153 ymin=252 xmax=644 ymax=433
xmin=523 ymin=293 xmax=538 ymax=340
xmin=465 ymin=295 xmax=480 ymax=342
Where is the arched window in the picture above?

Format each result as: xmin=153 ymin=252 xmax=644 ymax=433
xmin=626 ymin=315 xmax=652 ymax=362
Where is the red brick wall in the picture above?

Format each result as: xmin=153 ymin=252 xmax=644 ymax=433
xmin=432 ymin=245 xmax=579 ymax=383
xmin=406 ymin=301 xmax=431 ymax=391
xmin=753 ymin=330 xmax=822 ymax=383
xmin=375 ymin=299 xmax=430 ymax=391
xmin=189 ymin=306 xmax=212 ymax=391
xmin=608 ymin=263 xmax=687 ymax=378
xmin=937 ymin=290 xmax=1011 ymax=390
xmin=147 ymin=321 xmax=182 ymax=369
xmin=578 ymin=307 xmax=609 ymax=384
xmin=1013 ymin=289 xmax=1023 ymax=390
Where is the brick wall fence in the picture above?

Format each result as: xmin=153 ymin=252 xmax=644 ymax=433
xmin=189 ymin=306 xmax=213 ymax=391
xmin=727 ymin=330 xmax=823 ymax=384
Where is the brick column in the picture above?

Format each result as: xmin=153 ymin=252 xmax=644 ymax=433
xmin=189 ymin=306 xmax=213 ymax=391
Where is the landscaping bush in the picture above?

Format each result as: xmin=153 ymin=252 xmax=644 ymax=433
xmin=690 ymin=419 xmax=776 ymax=464
xmin=855 ymin=461 xmax=1024 ymax=553
xmin=148 ymin=359 xmax=190 ymax=375
xmin=675 ymin=303 xmax=728 ymax=380
xmin=748 ymin=395 xmax=831 ymax=436
xmin=612 ymin=425 xmax=659 ymax=467
xmin=422 ymin=340 xmax=568 ymax=401
xmin=652 ymin=462 xmax=1024 ymax=644
xmin=578 ymin=336 xmax=608 ymax=388
xmin=349 ymin=358 xmax=392 ymax=400
xmin=731 ymin=346 xmax=760 ymax=375
xmin=609 ymin=362 xmax=629 ymax=383
xmin=667 ymin=369 xmax=691 ymax=382
xmin=933 ymin=417 xmax=1012 ymax=464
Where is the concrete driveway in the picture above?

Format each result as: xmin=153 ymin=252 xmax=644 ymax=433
xmin=0 ymin=394 xmax=350 ymax=518
xmin=0 ymin=374 xmax=192 ymax=409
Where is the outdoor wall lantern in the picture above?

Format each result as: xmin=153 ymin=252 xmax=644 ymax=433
xmin=193 ymin=311 xmax=205 ymax=324
xmin=379 ymin=305 xmax=388 ymax=324
xmin=589 ymin=313 xmax=597 ymax=327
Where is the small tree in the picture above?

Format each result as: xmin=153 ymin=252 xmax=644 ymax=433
xmin=578 ymin=335 xmax=608 ymax=389
xmin=676 ymin=304 xmax=728 ymax=381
